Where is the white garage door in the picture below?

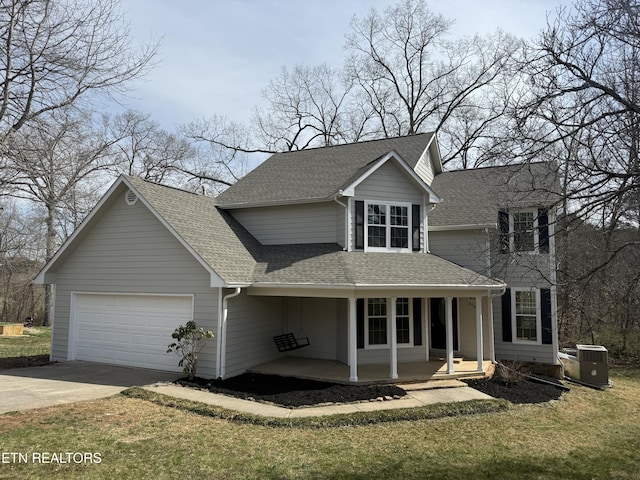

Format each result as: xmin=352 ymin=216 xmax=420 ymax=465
xmin=72 ymin=294 xmax=194 ymax=371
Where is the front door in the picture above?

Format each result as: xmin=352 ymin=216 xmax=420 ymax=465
xmin=430 ymin=298 xmax=458 ymax=350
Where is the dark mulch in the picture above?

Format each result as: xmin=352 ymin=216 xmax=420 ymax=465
xmin=178 ymin=373 xmax=407 ymax=408
xmin=0 ymin=355 xmax=52 ymax=370
xmin=463 ymin=375 xmax=567 ymax=404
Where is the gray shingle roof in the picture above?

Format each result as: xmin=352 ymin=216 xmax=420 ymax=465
xmin=127 ymin=177 xmax=502 ymax=289
xmin=429 ymin=162 xmax=561 ymax=227
xmin=126 ymin=176 xmax=259 ymax=284
xmin=215 ymin=133 xmax=435 ymax=207
xmin=252 ymin=243 xmax=503 ymax=288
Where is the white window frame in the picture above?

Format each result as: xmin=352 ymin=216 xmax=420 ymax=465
xmin=511 ymin=288 xmax=541 ymax=345
xmin=509 ymin=208 xmax=539 ymax=254
xmin=364 ymin=298 xmax=414 ymax=349
xmin=364 ymin=200 xmax=413 ymax=252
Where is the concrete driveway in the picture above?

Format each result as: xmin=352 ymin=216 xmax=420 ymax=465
xmin=0 ymin=361 xmax=178 ymax=414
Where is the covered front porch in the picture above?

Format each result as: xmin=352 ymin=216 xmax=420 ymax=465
xmin=249 ymin=356 xmax=494 ymax=385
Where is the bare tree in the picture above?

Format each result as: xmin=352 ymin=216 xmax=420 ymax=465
xmin=109 ymin=110 xmax=198 ymax=185
xmin=513 ymin=0 xmax=640 ymax=355
xmin=0 ymin=0 xmax=157 ymax=191
xmin=345 ymin=0 xmax=519 ymax=166
xmin=253 ymin=63 xmax=368 ymax=151
xmin=7 ymin=108 xmax=118 ymax=324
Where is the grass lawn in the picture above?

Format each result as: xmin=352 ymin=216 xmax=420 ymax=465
xmin=0 ymin=327 xmax=51 ymax=359
xmin=0 ymin=366 xmax=638 ymax=479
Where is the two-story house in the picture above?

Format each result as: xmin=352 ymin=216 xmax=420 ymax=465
xmin=35 ymin=133 xmax=560 ymax=382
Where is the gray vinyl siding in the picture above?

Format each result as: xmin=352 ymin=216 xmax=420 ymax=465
xmin=355 ymin=161 xmax=424 ymax=204
xmin=229 ymin=202 xmax=337 ymax=245
xmin=353 ymin=161 xmax=425 ymax=251
xmin=414 ymin=149 xmax=435 ymax=185
xmin=224 ymin=296 xmax=343 ymax=377
xmin=224 ymin=290 xmax=282 ymax=378
xmin=428 ymin=230 xmax=491 ymax=276
xmin=492 ymin=295 xmax=555 ymax=364
xmin=50 ymin=190 xmax=220 ymax=377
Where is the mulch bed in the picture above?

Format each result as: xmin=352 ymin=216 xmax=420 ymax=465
xmin=463 ymin=375 xmax=566 ymax=404
xmin=178 ymin=373 xmax=407 ymax=408
xmin=0 ymin=355 xmax=52 ymax=370
xmin=178 ymin=371 xmax=567 ymax=408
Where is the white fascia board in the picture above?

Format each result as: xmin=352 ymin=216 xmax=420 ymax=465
xmin=426 ymin=133 xmax=444 ymax=174
xmin=249 ymin=281 xmax=505 ymax=292
xmin=339 ymin=151 xmax=443 ymax=204
xmin=429 ymin=223 xmax=497 ymax=232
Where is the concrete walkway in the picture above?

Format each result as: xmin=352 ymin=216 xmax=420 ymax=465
xmin=143 ymin=380 xmax=493 ymax=418
xmin=0 ymin=362 xmax=178 ymax=414
xmin=1 ymin=361 xmax=493 ymax=418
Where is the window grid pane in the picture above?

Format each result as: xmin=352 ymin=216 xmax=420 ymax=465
xmin=514 ymin=211 xmax=535 ymax=252
xmin=368 ymin=298 xmax=387 ymax=345
xmin=391 ymin=227 xmax=408 ymax=248
xmin=515 ymin=290 xmax=537 ymax=341
xmin=390 ymin=206 xmax=408 ymax=226
xmin=368 ymin=204 xmax=386 ymax=225
xmin=368 ymin=226 xmax=386 ymax=247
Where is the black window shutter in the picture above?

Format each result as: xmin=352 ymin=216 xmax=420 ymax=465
xmin=355 ymin=201 xmax=365 ymax=250
xmin=412 ymin=298 xmax=422 ymax=346
xmin=412 ymin=204 xmax=421 ymax=251
xmin=502 ymin=288 xmax=512 ymax=342
xmin=356 ymin=298 xmax=365 ymax=349
xmin=499 ymin=211 xmax=510 ymax=254
xmin=538 ymin=209 xmax=549 ymax=253
xmin=541 ymin=288 xmax=552 ymax=344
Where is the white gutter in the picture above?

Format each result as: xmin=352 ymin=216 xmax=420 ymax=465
xmin=216 ymin=287 xmax=242 ymax=379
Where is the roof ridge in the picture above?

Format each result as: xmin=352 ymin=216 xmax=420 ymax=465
xmin=272 ymin=132 xmax=434 ymax=156
xmin=441 ymin=160 xmax=554 ymax=175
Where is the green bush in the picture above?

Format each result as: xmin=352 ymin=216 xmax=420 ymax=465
xmin=167 ymin=321 xmax=213 ymax=380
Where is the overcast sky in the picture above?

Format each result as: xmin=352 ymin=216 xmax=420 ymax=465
xmin=117 ymin=0 xmax=570 ymax=131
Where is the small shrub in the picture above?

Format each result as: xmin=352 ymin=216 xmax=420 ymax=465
xmin=495 ymin=360 xmax=530 ymax=386
xmin=167 ymin=321 xmax=213 ymax=381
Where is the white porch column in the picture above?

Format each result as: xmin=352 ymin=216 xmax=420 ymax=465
xmin=389 ymin=297 xmax=398 ymax=380
xmin=445 ymin=296 xmax=455 ymax=374
xmin=348 ymin=297 xmax=358 ymax=382
xmin=475 ymin=296 xmax=484 ymax=372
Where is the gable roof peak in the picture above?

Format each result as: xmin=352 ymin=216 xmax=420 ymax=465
xmin=216 ymin=133 xmax=438 ymax=208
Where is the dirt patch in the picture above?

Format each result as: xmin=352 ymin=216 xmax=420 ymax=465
xmin=178 ymin=373 xmax=407 ymax=408
xmin=463 ymin=375 xmax=566 ymax=404
xmin=0 ymin=355 xmax=52 ymax=370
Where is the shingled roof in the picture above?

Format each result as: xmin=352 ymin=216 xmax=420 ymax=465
xmin=429 ymin=162 xmax=561 ymax=228
xmin=215 ymin=133 xmax=436 ymax=208
xmin=252 ymin=244 xmax=502 ymax=288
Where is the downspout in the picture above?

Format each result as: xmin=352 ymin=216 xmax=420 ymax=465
xmin=217 ymin=287 xmax=242 ymax=379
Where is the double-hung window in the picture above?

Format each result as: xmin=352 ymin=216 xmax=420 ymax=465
xmin=499 ymin=208 xmax=549 ymax=254
xmin=366 ymin=202 xmax=411 ymax=251
xmin=365 ymin=298 xmax=413 ymax=348
xmin=512 ymin=288 xmax=541 ymax=343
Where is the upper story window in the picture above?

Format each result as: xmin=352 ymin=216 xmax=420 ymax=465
xmin=499 ymin=208 xmax=550 ymax=254
xmin=365 ymin=201 xmax=412 ymax=252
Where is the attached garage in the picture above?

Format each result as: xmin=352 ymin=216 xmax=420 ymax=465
xmin=69 ymin=293 xmax=194 ymax=372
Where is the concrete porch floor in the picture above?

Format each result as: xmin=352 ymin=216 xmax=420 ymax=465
xmin=248 ymin=357 xmax=494 ymax=385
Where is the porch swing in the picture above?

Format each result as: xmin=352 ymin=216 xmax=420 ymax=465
xmin=273 ymin=298 xmax=310 ymax=352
